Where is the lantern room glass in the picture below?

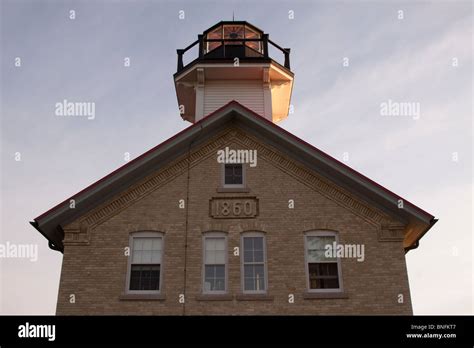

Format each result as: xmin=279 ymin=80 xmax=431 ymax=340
xmin=205 ymin=24 xmax=262 ymax=54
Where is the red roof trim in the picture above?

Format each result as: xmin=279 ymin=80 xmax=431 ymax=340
xmin=35 ymin=100 xmax=434 ymax=221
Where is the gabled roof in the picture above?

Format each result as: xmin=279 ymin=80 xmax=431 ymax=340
xmin=32 ymin=101 xmax=436 ymax=253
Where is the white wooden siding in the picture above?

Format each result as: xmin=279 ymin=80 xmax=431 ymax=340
xmin=204 ymin=81 xmax=264 ymax=116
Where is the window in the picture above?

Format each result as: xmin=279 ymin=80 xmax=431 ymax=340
xmin=206 ymin=26 xmax=222 ymax=53
xmin=245 ymin=26 xmax=261 ymax=52
xmin=241 ymin=233 xmax=267 ymax=293
xmin=305 ymin=231 xmax=342 ymax=291
xmin=127 ymin=232 xmax=163 ymax=293
xmin=203 ymin=233 xmax=227 ymax=293
xmin=204 ymin=24 xmax=262 ymax=54
xmin=224 ymin=163 xmax=244 ymax=187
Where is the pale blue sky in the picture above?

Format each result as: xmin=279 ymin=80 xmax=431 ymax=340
xmin=1 ymin=0 xmax=472 ymax=314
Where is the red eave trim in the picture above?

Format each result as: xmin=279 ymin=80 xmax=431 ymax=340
xmin=35 ymin=100 xmax=434 ymax=221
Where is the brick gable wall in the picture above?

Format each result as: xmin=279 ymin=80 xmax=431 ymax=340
xmin=56 ymin=126 xmax=412 ymax=315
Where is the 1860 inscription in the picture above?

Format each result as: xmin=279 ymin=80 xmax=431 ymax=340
xmin=210 ymin=197 xmax=258 ymax=219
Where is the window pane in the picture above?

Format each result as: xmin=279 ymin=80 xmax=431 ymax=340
xmin=206 ymin=26 xmax=222 ymax=52
xmin=141 ymin=250 xmax=152 ymax=263
xmin=253 ymin=249 xmax=264 ymax=263
xmin=132 ymin=250 xmax=142 ymax=264
xmin=152 ymin=238 xmax=162 ymax=251
xmin=224 ymin=164 xmax=243 ymax=185
xmin=244 ymin=276 xmax=255 ymax=291
xmin=205 ymin=237 xmax=226 ymax=264
xmin=234 ymin=165 xmax=242 ymax=176
xmin=307 ymin=249 xmax=329 ymax=262
xmin=151 ymin=250 xmax=162 ymax=263
xmin=225 ymin=165 xmax=233 ymax=177
xmin=308 ymin=263 xmax=339 ymax=289
xmin=142 ymin=238 xmax=153 ymax=250
xmin=214 ymin=238 xmax=225 ymax=250
xmin=215 ymin=250 xmax=225 ymax=264
xmin=307 ymin=236 xmax=335 ymax=250
xmin=132 ymin=237 xmax=161 ymax=264
xmin=243 ymin=237 xmax=264 ymax=263
xmin=205 ymin=265 xmax=225 ymax=291
xmin=243 ymin=237 xmax=253 ymax=251
xmin=307 ymin=236 xmax=336 ymax=262
xmin=245 ymin=27 xmax=261 ymax=52
xmin=253 ymin=237 xmax=263 ymax=250
xmin=129 ymin=265 xmax=160 ymax=291
xmin=254 ymin=264 xmax=265 ymax=291
xmin=133 ymin=238 xmax=144 ymax=251
xmin=243 ymin=264 xmax=265 ymax=291
xmin=243 ymin=249 xmax=253 ymax=263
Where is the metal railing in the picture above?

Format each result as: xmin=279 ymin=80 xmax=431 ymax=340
xmin=177 ymin=34 xmax=291 ymax=72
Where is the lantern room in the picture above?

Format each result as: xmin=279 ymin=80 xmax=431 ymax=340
xmin=174 ymin=21 xmax=294 ymax=124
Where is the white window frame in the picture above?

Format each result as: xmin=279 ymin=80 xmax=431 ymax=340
xmin=202 ymin=232 xmax=228 ymax=294
xmin=304 ymin=230 xmax=343 ymax=293
xmin=241 ymin=232 xmax=268 ymax=294
xmin=221 ymin=162 xmax=246 ymax=188
xmin=126 ymin=231 xmax=164 ymax=295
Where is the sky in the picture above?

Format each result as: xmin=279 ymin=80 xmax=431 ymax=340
xmin=0 ymin=0 xmax=472 ymax=314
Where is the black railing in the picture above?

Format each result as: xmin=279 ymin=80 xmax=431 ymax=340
xmin=177 ymin=34 xmax=291 ymax=72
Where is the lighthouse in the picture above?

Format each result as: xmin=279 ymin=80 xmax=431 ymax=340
xmin=33 ymin=20 xmax=436 ymax=316
xmin=174 ymin=21 xmax=294 ymax=123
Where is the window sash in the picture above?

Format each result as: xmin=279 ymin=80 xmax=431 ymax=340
xmin=306 ymin=235 xmax=336 ymax=262
xmin=203 ymin=236 xmax=226 ymax=293
xmin=132 ymin=237 xmax=162 ymax=264
xmin=127 ymin=234 xmax=163 ymax=293
xmin=129 ymin=264 xmax=160 ymax=291
xmin=305 ymin=234 xmax=341 ymax=291
xmin=224 ymin=164 xmax=243 ymax=186
xmin=242 ymin=236 xmax=266 ymax=292
xmin=204 ymin=265 xmax=226 ymax=292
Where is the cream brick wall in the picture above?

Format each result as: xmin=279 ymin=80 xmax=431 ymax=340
xmin=56 ymin=127 xmax=412 ymax=315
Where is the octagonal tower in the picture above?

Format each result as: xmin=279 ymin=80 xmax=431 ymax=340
xmin=174 ymin=21 xmax=294 ymax=123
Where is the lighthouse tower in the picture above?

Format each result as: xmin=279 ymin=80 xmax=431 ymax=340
xmin=174 ymin=21 xmax=294 ymax=123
